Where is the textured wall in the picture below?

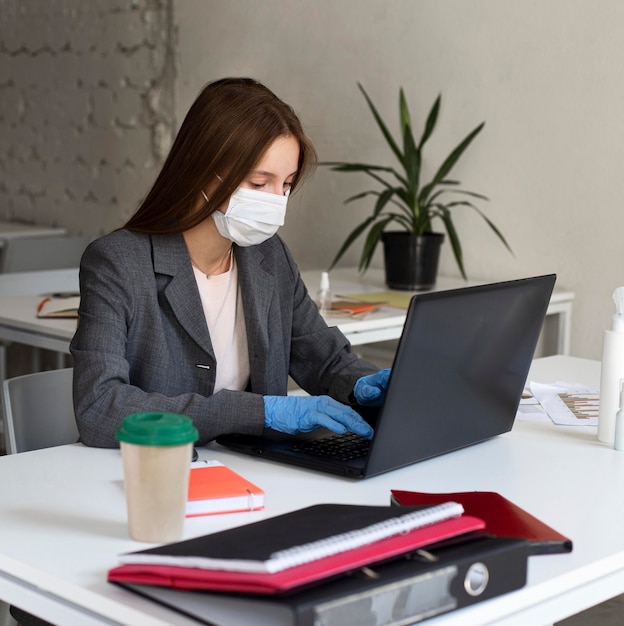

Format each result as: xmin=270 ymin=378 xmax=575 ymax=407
xmin=0 ymin=0 xmax=176 ymax=234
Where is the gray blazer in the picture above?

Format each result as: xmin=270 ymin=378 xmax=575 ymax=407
xmin=70 ymin=230 xmax=378 ymax=447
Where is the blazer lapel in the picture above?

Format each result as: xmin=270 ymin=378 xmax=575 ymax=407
xmin=151 ymin=234 xmax=216 ymax=359
xmin=236 ymin=246 xmax=273 ymax=390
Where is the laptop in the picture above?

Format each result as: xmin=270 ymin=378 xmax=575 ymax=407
xmin=217 ymin=274 xmax=556 ymax=479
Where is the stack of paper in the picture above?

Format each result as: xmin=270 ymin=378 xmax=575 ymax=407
xmin=517 ymin=381 xmax=599 ymax=426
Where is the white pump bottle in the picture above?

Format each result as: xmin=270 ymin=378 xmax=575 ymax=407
xmin=315 ymin=272 xmax=332 ymax=317
xmin=597 ymin=287 xmax=624 ymax=444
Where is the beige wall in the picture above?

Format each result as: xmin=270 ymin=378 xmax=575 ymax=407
xmin=175 ymin=0 xmax=624 ymax=360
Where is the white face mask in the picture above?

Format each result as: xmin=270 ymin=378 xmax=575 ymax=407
xmin=212 ymin=187 xmax=288 ymax=247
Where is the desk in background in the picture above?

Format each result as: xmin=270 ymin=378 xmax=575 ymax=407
xmin=0 ymin=293 xmax=77 ymax=349
xmin=0 ymin=221 xmax=67 ymax=269
xmin=0 ymin=220 xmax=67 ymax=242
xmin=301 ymin=268 xmax=575 ymax=355
xmin=0 ymin=269 xmax=79 ymax=384
xmin=1 ymin=356 xmax=623 ymax=626
xmin=0 ymin=269 xmax=574 ymax=370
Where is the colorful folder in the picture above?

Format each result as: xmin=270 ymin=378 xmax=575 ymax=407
xmin=391 ymin=490 xmax=572 ymax=555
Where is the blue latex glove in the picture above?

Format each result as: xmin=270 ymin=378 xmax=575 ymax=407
xmin=264 ymin=395 xmax=374 ymax=439
xmin=353 ymin=368 xmax=391 ymax=407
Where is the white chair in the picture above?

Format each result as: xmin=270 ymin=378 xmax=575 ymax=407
xmin=1 ymin=368 xmax=78 ymax=625
xmin=1 ymin=368 xmax=78 ymax=455
xmin=1 ymin=360 xmax=77 ymax=626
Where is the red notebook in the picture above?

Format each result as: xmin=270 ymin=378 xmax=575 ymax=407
xmin=187 ymin=461 xmax=264 ymax=517
xmin=108 ymin=516 xmax=485 ymax=594
xmin=108 ymin=503 xmax=486 ymax=594
xmin=391 ymin=490 xmax=572 ymax=555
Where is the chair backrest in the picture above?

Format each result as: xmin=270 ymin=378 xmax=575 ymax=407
xmin=0 ymin=234 xmax=94 ymax=273
xmin=1 ymin=368 xmax=78 ymax=454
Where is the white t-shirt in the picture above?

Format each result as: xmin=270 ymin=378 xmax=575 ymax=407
xmin=192 ymin=256 xmax=250 ymax=393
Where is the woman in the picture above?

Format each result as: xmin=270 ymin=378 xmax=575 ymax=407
xmin=71 ymin=77 xmax=389 ymax=448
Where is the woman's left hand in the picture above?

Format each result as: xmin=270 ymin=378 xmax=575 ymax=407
xmin=353 ymin=369 xmax=391 ymax=407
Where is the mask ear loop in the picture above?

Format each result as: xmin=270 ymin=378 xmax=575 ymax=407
xmin=201 ymin=174 xmax=225 ymax=204
xmin=202 ymin=173 xmax=229 ymax=204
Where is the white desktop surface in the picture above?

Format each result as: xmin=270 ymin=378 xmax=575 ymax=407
xmin=1 ymin=356 xmax=622 ymax=626
xmin=0 ymin=221 xmax=67 ymax=241
xmin=0 ymin=267 xmax=574 ymax=358
xmin=301 ymin=268 xmax=575 ymax=354
xmin=0 ymin=295 xmax=77 ymax=344
xmin=0 ymin=269 xmax=79 ymax=354
xmin=0 ymin=269 xmax=79 ymax=383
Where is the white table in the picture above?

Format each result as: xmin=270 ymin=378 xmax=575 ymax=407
xmin=0 ymin=221 xmax=67 ymax=243
xmin=0 ymin=269 xmax=79 ymax=384
xmin=1 ymin=356 xmax=622 ymax=626
xmin=0 ymin=268 xmax=574 ymax=371
xmin=0 ymin=295 xmax=77 ymax=354
xmin=0 ymin=293 xmax=77 ymax=385
xmin=301 ymin=268 xmax=575 ymax=354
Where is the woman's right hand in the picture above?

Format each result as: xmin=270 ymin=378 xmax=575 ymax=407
xmin=263 ymin=395 xmax=374 ymax=439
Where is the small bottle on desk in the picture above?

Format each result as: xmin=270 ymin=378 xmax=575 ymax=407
xmin=614 ymin=380 xmax=624 ymax=451
xmin=598 ymin=287 xmax=624 ymax=445
xmin=316 ymin=271 xmax=332 ymax=316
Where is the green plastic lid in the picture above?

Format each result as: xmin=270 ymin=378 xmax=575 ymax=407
xmin=116 ymin=412 xmax=199 ymax=446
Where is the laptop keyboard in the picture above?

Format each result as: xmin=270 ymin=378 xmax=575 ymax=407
xmin=289 ymin=432 xmax=370 ymax=461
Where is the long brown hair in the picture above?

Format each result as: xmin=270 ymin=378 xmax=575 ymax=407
xmin=124 ymin=78 xmax=318 ymax=233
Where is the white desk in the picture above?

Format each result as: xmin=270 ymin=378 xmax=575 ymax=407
xmin=0 ymin=293 xmax=77 ymax=385
xmin=0 ymin=295 xmax=77 ymax=354
xmin=0 ymin=269 xmax=79 ymax=384
xmin=0 ymin=221 xmax=67 ymax=243
xmin=0 ymin=268 xmax=575 ymax=371
xmin=1 ymin=356 xmax=622 ymax=626
xmin=301 ymin=268 xmax=575 ymax=355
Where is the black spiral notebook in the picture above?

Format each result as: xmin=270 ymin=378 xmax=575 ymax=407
xmin=109 ymin=503 xmax=487 ymax=594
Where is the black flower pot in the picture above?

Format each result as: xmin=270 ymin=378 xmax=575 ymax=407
xmin=381 ymin=231 xmax=444 ymax=290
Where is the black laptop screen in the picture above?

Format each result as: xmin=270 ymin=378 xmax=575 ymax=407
xmin=365 ymin=275 xmax=556 ymax=475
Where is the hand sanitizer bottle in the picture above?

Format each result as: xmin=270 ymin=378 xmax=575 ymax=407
xmin=598 ymin=287 xmax=624 ymax=444
xmin=316 ymin=271 xmax=332 ymax=316
xmin=614 ymin=380 xmax=624 ymax=451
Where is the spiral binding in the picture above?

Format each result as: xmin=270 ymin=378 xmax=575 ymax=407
xmin=266 ymin=501 xmax=464 ymax=573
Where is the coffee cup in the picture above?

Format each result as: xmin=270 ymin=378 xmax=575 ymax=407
xmin=116 ymin=412 xmax=198 ymax=543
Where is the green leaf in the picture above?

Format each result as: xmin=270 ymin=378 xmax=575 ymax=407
xmin=470 ymin=205 xmax=514 ymax=254
xmin=372 ymin=187 xmax=398 ymax=218
xmin=328 ymin=216 xmax=377 ymax=271
xmin=321 ymin=162 xmax=395 ymax=173
xmin=359 ymin=217 xmax=395 ymax=271
xmin=399 ymin=88 xmax=420 ymax=193
xmin=358 ymin=83 xmax=404 ymax=166
xmin=438 ymin=206 xmax=466 ymax=279
xmin=419 ymin=94 xmax=441 ymax=149
xmin=399 ymin=88 xmax=411 ymax=133
xmin=420 ymin=122 xmax=485 ymax=204
xmin=323 ymin=162 xmax=410 ymax=192
xmin=344 ymin=190 xmax=378 ymax=202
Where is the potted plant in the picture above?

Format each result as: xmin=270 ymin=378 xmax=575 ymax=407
xmin=323 ymin=84 xmax=512 ymax=290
